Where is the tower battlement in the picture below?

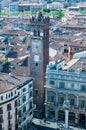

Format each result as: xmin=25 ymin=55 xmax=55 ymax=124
xmin=30 ymin=12 xmax=50 ymax=25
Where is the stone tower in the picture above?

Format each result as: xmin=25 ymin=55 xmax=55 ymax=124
xmin=30 ymin=12 xmax=49 ymax=113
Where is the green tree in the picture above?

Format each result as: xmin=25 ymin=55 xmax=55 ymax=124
xmin=43 ymin=8 xmax=50 ymax=13
xmin=50 ymin=9 xmax=64 ymax=18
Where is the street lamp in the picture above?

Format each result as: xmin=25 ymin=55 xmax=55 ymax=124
xmin=63 ymin=100 xmax=70 ymax=130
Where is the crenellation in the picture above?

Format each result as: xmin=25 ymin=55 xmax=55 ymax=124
xmin=30 ymin=13 xmax=50 ymax=25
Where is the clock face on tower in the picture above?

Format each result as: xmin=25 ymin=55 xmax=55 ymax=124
xmin=34 ymin=55 xmax=39 ymax=62
xmin=31 ymin=38 xmax=41 ymax=52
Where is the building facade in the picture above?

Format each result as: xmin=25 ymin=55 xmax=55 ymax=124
xmin=9 ymin=2 xmax=45 ymax=12
xmin=30 ymin=12 xmax=49 ymax=115
xmin=0 ymin=83 xmax=18 ymax=130
xmin=0 ymin=73 xmax=34 ymax=130
xmin=17 ymin=78 xmax=34 ymax=130
xmin=45 ymin=58 xmax=86 ymax=128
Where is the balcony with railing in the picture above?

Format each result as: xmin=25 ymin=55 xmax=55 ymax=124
xmin=47 ymin=69 xmax=86 ymax=83
xmin=45 ymin=101 xmax=86 ymax=112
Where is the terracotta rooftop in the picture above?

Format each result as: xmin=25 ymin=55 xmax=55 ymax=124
xmin=7 ymin=45 xmax=29 ymax=58
xmin=59 ymin=23 xmax=86 ymax=29
xmin=50 ymin=31 xmax=86 ymax=48
xmin=0 ymin=73 xmax=32 ymax=94
xmin=2 ymin=29 xmax=29 ymax=36
xmin=70 ymin=58 xmax=86 ymax=73
xmin=8 ymin=36 xmax=22 ymax=44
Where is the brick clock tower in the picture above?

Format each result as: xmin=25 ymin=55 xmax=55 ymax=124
xmin=30 ymin=12 xmax=49 ymax=115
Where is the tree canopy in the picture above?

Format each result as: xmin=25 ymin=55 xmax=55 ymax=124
xmin=43 ymin=9 xmax=64 ymax=18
